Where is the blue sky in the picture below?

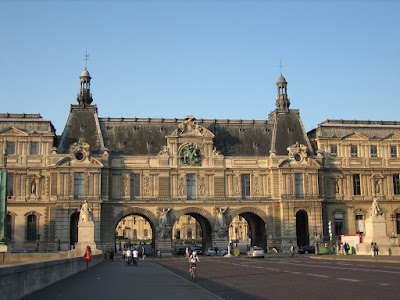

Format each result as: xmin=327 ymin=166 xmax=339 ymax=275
xmin=1 ymin=1 xmax=399 ymax=134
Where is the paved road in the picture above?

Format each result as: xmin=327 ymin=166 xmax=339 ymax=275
xmin=23 ymin=255 xmax=400 ymax=300
xmin=159 ymin=255 xmax=400 ymax=300
xmin=23 ymin=259 xmax=220 ymax=300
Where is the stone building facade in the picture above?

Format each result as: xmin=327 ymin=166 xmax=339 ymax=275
xmin=1 ymin=68 xmax=399 ymax=253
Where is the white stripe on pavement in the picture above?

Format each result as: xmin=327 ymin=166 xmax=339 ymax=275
xmin=307 ymin=273 xmax=329 ymax=278
xmin=337 ymin=278 xmax=360 ymax=282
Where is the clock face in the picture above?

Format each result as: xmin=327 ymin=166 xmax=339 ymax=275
xmin=294 ymin=153 xmax=302 ymax=162
xmin=180 ymin=145 xmax=202 ymax=166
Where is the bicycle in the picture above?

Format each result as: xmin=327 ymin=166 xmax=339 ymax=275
xmin=190 ymin=263 xmax=197 ymax=280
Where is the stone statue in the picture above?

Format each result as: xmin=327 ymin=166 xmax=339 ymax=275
xmin=374 ymin=180 xmax=380 ymax=194
xmin=370 ymin=198 xmax=382 ymax=218
xmin=335 ymin=180 xmax=340 ymax=194
xmin=31 ymin=180 xmax=36 ymax=195
xmin=158 ymin=207 xmax=171 ymax=227
xmin=80 ymin=200 xmax=93 ymax=222
xmin=215 ymin=207 xmax=227 ymax=227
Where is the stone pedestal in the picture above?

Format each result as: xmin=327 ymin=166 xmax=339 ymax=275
xmin=157 ymin=240 xmax=173 ymax=256
xmin=0 ymin=243 xmax=9 ymax=253
xmin=69 ymin=220 xmax=101 ymax=257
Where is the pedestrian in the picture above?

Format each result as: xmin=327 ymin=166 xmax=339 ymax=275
xmin=186 ymin=247 xmax=190 ymax=258
xmin=142 ymin=247 xmax=146 ymax=260
xmin=133 ymin=247 xmax=139 ymax=266
xmin=370 ymin=242 xmax=375 ymax=257
xmin=84 ymin=245 xmax=92 ymax=272
xmin=374 ymin=243 xmax=379 ymax=256
xmin=109 ymin=248 xmax=114 ymax=261
xmin=159 ymin=247 xmax=162 ymax=258
xmin=126 ymin=248 xmax=132 ymax=266
xmin=290 ymin=244 xmax=295 ymax=257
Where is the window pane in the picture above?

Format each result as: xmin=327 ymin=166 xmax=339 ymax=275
xmin=6 ymin=142 xmax=15 ymax=154
xmin=370 ymin=145 xmax=377 ymax=157
xmin=351 ymin=145 xmax=358 ymax=157
xmin=7 ymin=173 xmax=14 ymax=196
xmin=353 ymin=174 xmax=361 ymax=195
xmin=27 ymin=215 xmax=37 ymax=241
xmin=335 ymin=213 xmax=343 ymax=236
xmin=295 ymin=173 xmax=303 ymax=198
xmin=30 ymin=142 xmax=39 ymax=155
xmin=74 ymin=172 xmax=84 ymax=198
xmin=131 ymin=173 xmax=140 ymax=199
xmin=241 ymin=174 xmax=250 ymax=199
xmin=187 ymin=174 xmax=196 ymax=199
xmin=330 ymin=145 xmax=337 ymax=156
xmin=391 ymin=146 xmax=397 ymax=158
xmin=394 ymin=174 xmax=400 ymax=195
xmin=355 ymin=215 xmax=364 ymax=233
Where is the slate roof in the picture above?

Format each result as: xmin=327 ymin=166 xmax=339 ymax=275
xmin=0 ymin=113 xmax=55 ymax=134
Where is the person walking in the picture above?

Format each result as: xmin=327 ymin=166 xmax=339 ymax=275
xmin=370 ymin=242 xmax=375 ymax=257
xmin=126 ymin=248 xmax=132 ymax=266
xmin=84 ymin=245 xmax=92 ymax=272
xmin=133 ymin=248 xmax=139 ymax=266
xmin=290 ymin=244 xmax=295 ymax=257
xmin=374 ymin=243 xmax=379 ymax=256
xmin=109 ymin=248 xmax=114 ymax=261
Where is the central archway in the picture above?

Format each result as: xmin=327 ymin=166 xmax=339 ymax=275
xmin=296 ymin=210 xmax=309 ymax=247
xmin=173 ymin=207 xmax=214 ymax=253
xmin=230 ymin=207 xmax=268 ymax=251
xmin=114 ymin=207 xmax=158 ymax=256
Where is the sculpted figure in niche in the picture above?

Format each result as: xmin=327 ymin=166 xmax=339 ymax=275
xmin=215 ymin=207 xmax=227 ymax=227
xmin=31 ymin=180 xmax=36 ymax=195
xmin=335 ymin=180 xmax=340 ymax=194
xmin=159 ymin=207 xmax=171 ymax=227
xmin=80 ymin=200 xmax=93 ymax=222
xmin=374 ymin=180 xmax=380 ymax=194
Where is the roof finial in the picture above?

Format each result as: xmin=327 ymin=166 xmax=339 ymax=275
xmin=83 ymin=49 xmax=90 ymax=70
xmin=279 ymin=58 xmax=283 ymax=75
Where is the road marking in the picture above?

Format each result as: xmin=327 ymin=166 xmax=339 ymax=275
xmin=379 ymin=283 xmax=390 ymax=286
xmin=254 ymin=266 xmax=264 ymax=269
xmin=337 ymin=278 xmax=360 ymax=282
xmin=383 ymin=266 xmax=400 ymax=269
xmin=265 ymin=268 xmax=279 ymax=271
xmin=290 ymin=271 xmax=301 ymax=274
xmin=307 ymin=273 xmax=329 ymax=278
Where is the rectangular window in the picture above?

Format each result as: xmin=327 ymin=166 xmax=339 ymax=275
xmin=186 ymin=174 xmax=196 ymax=199
xmin=370 ymin=145 xmax=377 ymax=157
xmin=350 ymin=145 xmax=358 ymax=157
xmin=295 ymin=173 xmax=304 ymax=198
xmin=7 ymin=173 xmax=14 ymax=196
xmin=353 ymin=174 xmax=361 ymax=195
xmin=394 ymin=174 xmax=400 ymax=195
xmin=391 ymin=146 xmax=397 ymax=158
xmin=397 ymin=213 xmax=400 ymax=234
xmin=30 ymin=142 xmax=39 ymax=155
xmin=6 ymin=142 xmax=15 ymax=154
xmin=241 ymin=174 xmax=250 ymax=199
xmin=335 ymin=213 xmax=343 ymax=236
xmin=74 ymin=172 xmax=85 ymax=198
xmin=27 ymin=214 xmax=37 ymax=241
xmin=112 ymin=174 xmax=122 ymax=198
xmin=330 ymin=145 xmax=337 ymax=157
xmin=355 ymin=215 xmax=364 ymax=234
xmin=130 ymin=173 xmax=140 ymax=199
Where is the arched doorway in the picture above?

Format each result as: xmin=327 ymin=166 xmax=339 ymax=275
xmin=230 ymin=212 xmax=266 ymax=252
xmin=115 ymin=214 xmax=155 ymax=256
xmin=70 ymin=212 xmax=79 ymax=248
xmin=296 ymin=210 xmax=309 ymax=247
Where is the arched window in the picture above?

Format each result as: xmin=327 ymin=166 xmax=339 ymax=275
xmin=355 ymin=214 xmax=364 ymax=234
xmin=27 ymin=214 xmax=37 ymax=241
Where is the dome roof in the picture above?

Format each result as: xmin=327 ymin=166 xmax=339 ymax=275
xmin=277 ymin=74 xmax=287 ymax=83
xmin=80 ymin=69 xmax=91 ymax=78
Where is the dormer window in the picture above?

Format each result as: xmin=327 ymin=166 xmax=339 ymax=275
xmin=370 ymin=145 xmax=377 ymax=157
xmin=330 ymin=145 xmax=337 ymax=157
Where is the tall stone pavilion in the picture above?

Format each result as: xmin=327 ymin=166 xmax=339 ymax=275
xmin=1 ymin=68 xmax=399 ymax=254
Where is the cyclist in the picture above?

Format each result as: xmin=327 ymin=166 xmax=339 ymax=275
xmin=188 ymin=251 xmax=200 ymax=280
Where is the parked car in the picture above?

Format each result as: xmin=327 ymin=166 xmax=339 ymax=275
xmin=218 ymin=248 xmax=229 ymax=256
xmin=175 ymin=247 xmax=186 ymax=255
xmin=298 ymin=245 xmax=315 ymax=254
xmin=247 ymin=246 xmax=264 ymax=258
xmin=191 ymin=246 xmax=203 ymax=255
xmin=206 ymin=247 xmax=217 ymax=256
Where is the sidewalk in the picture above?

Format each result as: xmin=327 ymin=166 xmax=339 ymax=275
xmin=310 ymin=254 xmax=400 ymax=263
xmin=23 ymin=259 xmax=222 ymax=300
